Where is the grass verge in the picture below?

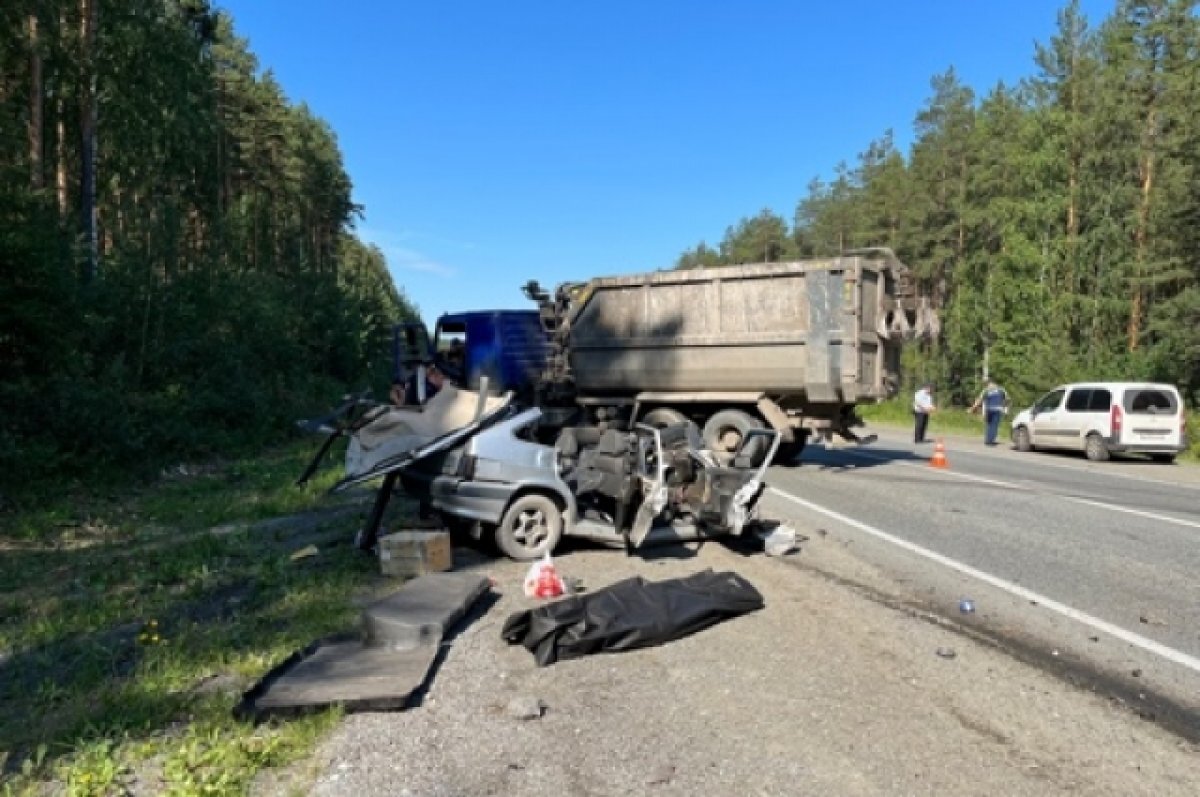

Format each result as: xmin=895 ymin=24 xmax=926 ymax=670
xmin=0 ymin=439 xmax=418 ymax=795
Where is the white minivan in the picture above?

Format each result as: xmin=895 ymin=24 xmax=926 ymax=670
xmin=1010 ymin=382 xmax=1187 ymax=462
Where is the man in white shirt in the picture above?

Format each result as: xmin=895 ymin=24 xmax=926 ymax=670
xmin=913 ymin=383 xmax=936 ymax=443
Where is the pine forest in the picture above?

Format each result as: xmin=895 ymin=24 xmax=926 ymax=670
xmin=1 ymin=0 xmax=413 ymax=491
xmin=2 ymin=0 xmax=1199 ymax=495
xmin=678 ymin=0 xmax=1200 ymax=410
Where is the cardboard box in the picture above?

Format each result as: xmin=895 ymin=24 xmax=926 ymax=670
xmin=378 ymin=530 xmax=453 ymax=577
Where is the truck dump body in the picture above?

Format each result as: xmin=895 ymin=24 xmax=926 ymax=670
xmin=561 ymin=255 xmax=932 ymax=404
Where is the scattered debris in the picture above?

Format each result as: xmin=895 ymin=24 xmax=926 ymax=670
xmin=1088 ymin=635 xmax=1100 ymax=643
xmin=936 ymin=647 xmax=957 ymax=660
xmin=761 ymin=524 xmax=798 ymax=557
xmin=289 ymin=544 xmax=319 ymax=561
xmin=378 ymin=530 xmax=452 ymax=577
xmin=235 ymin=573 xmax=491 ymax=719
xmin=1138 ymin=614 xmax=1168 ymax=627
xmin=958 ymin=599 xmax=975 ymax=614
xmin=523 ymin=553 xmax=566 ymax=599
xmin=505 ymin=695 xmax=547 ymax=721
xmin=1132 ymin=668 xmax=1143 ymax=678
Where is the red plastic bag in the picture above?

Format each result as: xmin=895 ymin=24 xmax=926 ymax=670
xmin=523 ymin=552 xmax=565 ymax=599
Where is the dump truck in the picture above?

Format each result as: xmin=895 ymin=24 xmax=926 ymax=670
xmin=518 ymin=248 xmax=938 ymax=460
xmin=300 ymin=249 xmax=935 ymax=556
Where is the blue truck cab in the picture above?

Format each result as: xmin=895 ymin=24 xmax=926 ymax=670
xmin=393 ymin=310 xmax=549 ymax=399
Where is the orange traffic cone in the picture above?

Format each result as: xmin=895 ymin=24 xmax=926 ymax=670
xmin=929 ymin=439 xmax=949 ymax=469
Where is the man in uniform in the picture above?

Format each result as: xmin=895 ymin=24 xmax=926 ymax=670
xmin=971 ymin=379 xmax=1010 ymax=446
xmin=913 ymin=382 xmax=936 ymax=444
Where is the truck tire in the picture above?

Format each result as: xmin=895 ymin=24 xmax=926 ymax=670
xmin=642 ymin=408 xmax=688 ymax=428
xmin=702 ymin=410 xmax=763 ymax=457
xmin=494 ymin=493 xmax=563 ymax=561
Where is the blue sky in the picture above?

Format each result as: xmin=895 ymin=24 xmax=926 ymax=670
xmin=217 ymin=1 xmax=1115 ymax=320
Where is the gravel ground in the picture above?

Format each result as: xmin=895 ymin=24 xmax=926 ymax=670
xmin=288 ymin=533 xmax=1199 ymax=797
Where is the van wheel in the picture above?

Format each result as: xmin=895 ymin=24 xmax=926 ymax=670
xmin=702 ymin=410 xmax=764 ymax=457
xmin=1149 ymin=453 xmax=1176 ymax=464
xmin=1014 ymin=426 xmax=1033 ymax=452
xmin=1085 ymin=433 xmax=1110 ymax=462
xmin=495 ymin=494 xmax=563 ymax=561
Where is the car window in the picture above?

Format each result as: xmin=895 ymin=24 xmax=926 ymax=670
xmin=1087 ymin=389 xmax=1112 ymax=412
xmin=1125 ymin=388 xmax=1178 ymax=415
xmin=1034 ymin=389 xmax=1065 ymax=413
xmin=1066 ymin=389 xmax=1092 ymax=412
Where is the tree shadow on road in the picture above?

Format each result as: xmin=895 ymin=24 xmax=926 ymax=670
xmin=784 ymin=444 xmax=927 ymax=473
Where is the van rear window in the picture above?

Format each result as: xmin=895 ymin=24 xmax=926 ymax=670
xmin=1125 ymin=389 xmax=1178 ymax=415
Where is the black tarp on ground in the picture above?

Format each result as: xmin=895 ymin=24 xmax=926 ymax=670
xmin=501 ymin=569 xmax=764 ymax=666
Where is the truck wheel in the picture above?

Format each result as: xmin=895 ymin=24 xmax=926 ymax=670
xmin=494 ymin=494 xmax=563 ymax=561
xmin=702 ymin=410 xmax=763 ymax=457
xmin=642 ymin=408 xmax=688 ymax=428
xmin=1013 ymin=426 xmax=1033 ymax=452
xmin=1085 ymin=433 xmax=1110 ymax=462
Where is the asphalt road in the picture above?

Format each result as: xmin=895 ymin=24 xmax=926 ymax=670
xmin=761 ymin=428 xmax=1200 ymax=735
xmin=288 ymin=430 xmax=1200 ymax=795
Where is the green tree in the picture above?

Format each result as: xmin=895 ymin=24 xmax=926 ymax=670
xmin=719 ymin=208 xmax=796 ymax=264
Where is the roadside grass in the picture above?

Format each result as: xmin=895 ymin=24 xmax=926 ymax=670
xmin=859 ymin=399 xmax=1200 ymax=462
xmin=858 ymin=399 xmax=998 ymax=439
xmin=0 ymin=439 xmax=414 ymax=795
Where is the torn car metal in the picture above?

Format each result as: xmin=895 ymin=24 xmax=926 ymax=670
xmin=300 ymin=385 xmax=778 ymax=560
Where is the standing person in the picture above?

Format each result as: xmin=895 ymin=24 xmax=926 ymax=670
xmin=913 ymin=383 xmax=936 ymax=444
xmin=971 ymin=379 xmax=1010 ymax=446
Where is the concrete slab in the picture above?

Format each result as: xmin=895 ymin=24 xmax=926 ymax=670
xmin=362 ymin=572 xmax=490 ymax=650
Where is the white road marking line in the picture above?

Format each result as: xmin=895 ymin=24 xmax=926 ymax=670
xmin=767 ymin=486 xmax=1200 ymax=676
xmin=868 ymin=430 xmax=1200 ymax=492
xmin=845 ymin=448 xmax=1200 ymax=531
xmin=1062 ymin=496 xmax=1200 ymax=530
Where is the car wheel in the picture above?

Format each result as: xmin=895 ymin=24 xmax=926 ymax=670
xmin=1014 ymin=426 xmax=1033 ymax=452
xmin=702 ymin=410 xmax=764 ymax=457
xmin=494 ymin=494 xmax=563 ymax=561
xmin=1149 ymin=453 xmax=1177 ymax=464
xmin=1085 ymin=433 xmax=1110 ymax=462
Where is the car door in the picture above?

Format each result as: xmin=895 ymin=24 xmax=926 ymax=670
xmin=1061 ymin=387 xmax=1095 ymax=452
xmin=1028 ymin=388 xmax=1067 ymax=449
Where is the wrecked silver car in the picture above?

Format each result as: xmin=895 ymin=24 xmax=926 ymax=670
xmin=301 ymin=385 xmax=779 ymax=560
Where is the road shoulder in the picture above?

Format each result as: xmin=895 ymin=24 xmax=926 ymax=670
xmin=299 ymin=538 xmax=1199 ymax=796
